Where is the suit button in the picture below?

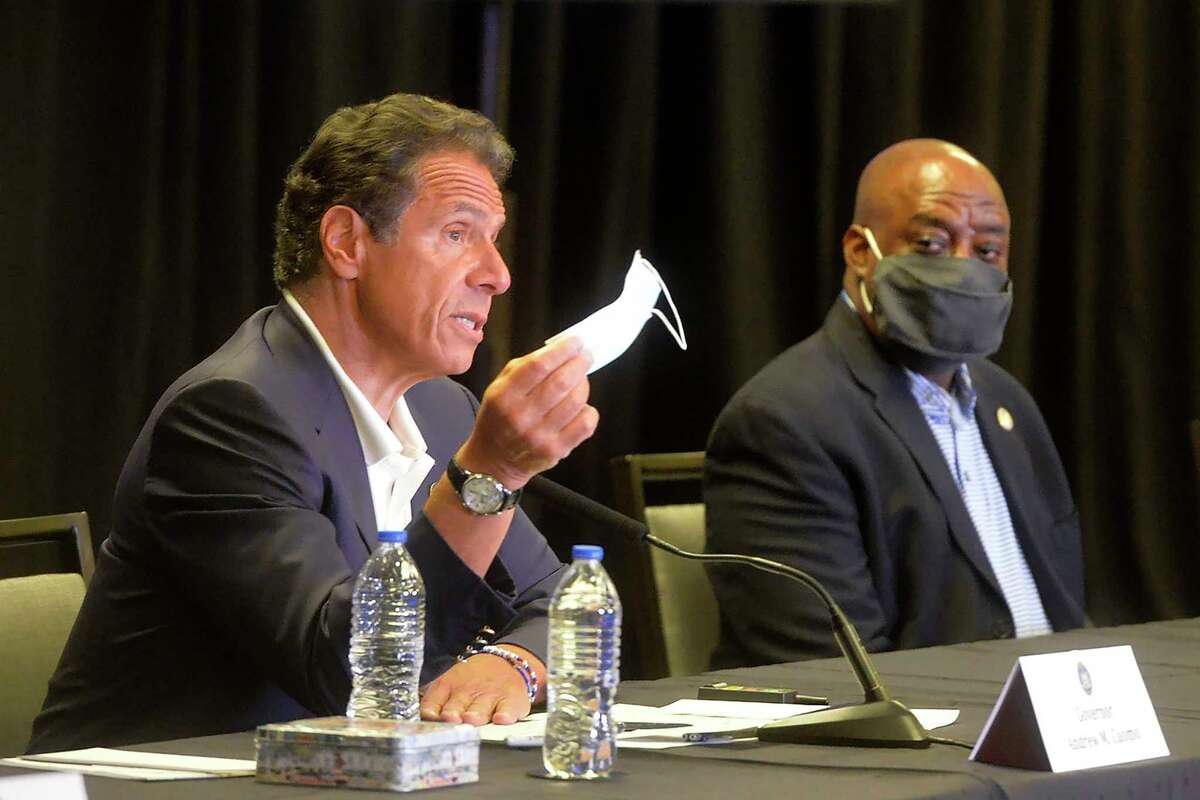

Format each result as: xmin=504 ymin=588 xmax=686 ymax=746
xmin=991 ymin=619 xmax=1013 ymax=639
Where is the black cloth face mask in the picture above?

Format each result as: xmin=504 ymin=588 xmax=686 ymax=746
xmin=859 ymin=227 xmax=1013 ymax=363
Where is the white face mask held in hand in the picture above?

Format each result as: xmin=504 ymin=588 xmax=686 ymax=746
xmin=547 ymin=250 xmax=687 ymax=374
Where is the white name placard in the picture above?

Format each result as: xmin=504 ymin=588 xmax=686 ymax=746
xmin=971 ymin=644 xmax=1169 ymax=772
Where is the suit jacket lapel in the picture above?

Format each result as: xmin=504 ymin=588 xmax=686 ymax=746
xmin=318 ymin=405 xmax=378 ymax=555
xmin=824 ymin=302 xmax=1004 ymax=599
xmin=973 ymin=386 xmax=1079 ymax=628
xmin=264 ymin=301 xmax=377 ymax=554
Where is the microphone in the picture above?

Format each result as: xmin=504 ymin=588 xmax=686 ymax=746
xmin=527 ymin=475 xmax=651 ymax=545
xmin=524 ymin=475 xmax=931 ymax=748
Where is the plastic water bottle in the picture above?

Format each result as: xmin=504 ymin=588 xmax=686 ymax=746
xmin=347 ymin=529 xmax=425 ymax=720
xmin=542 ymin=544 xmax=622 ymax=780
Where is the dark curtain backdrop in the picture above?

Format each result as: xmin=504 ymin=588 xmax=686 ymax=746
xmin=4 ymin=1 xmax=1198 ymax=632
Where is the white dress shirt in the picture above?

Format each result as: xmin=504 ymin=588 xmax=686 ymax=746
xmin=283 ymin=290 xmax=435 ymax=533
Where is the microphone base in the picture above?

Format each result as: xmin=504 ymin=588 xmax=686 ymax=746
xmin=756 ymin=699 xmax=931 ymax=748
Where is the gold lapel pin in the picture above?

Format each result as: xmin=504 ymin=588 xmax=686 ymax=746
xmin=997 ymin=407 xmax=1014 ymax=431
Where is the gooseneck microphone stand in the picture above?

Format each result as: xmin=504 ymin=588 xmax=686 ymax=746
xmin=646 ymin=537 xmax=929 ymax=747
xmin=526 ymin=475 xmax=932 ymax=748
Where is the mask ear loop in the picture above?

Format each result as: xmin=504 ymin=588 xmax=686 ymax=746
xmin=857 ymin=226 xmax=883 ymax=316
xmin=859 ymin=280 xmax=874 ymax=315
xmin=638 ymin=257 xmax=688 ymax=351
xmin=860 ymin=226 xmax=884 ymax=261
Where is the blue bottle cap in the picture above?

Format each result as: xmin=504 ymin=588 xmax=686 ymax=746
xmin=378 ymin=530 xmax=408 ymax=544
xmin=572 ymin=544 xmax=604 ymax=561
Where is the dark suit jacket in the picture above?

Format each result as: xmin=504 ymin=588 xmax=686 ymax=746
xmin=29 ymin=302 xmax=565 ymax=752
xmin=705 ymin=301 xmax=1086 ymax=669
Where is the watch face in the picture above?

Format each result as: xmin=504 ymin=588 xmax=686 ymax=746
xmin=462 ymin=475 xmax=504 ymax=514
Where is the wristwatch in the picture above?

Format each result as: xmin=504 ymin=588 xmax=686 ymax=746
xmin=446 ymin=458 xmax=523 ymax=515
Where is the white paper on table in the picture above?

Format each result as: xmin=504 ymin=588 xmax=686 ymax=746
xmin=658 ymin=699 xmax=828 ymax=720
xmin=912 ymin=708 xmax=962 ymax=730
xmin=612 ymin=703 xmax=714 ymax=723
xmin=0 ymin=771 xmax=88 ymax=798
xmin=483 ymin=703 xmax=778 ymax=749
xmin=0 ymin=758 xmax=225 ymax=782
xmin=617 ymin=718 xmax=759 ymax=749
xmin=481 ymin=705 xmax=736 ymax=747
xmin=4 ymin=747 xmax=255 ymax=781
xmin=479 ymin=713 xmax=547 ymax=743
xmin=658 ymin=698 xmax=960 ymax=731
xmin=478 ymin=701 xmax=961 ymax=751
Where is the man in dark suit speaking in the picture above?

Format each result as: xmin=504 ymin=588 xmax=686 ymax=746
xmin=29 ymin=94 xmax=597 ymax=751
xmin=705 ymin=139 xmax=1086 ymax=669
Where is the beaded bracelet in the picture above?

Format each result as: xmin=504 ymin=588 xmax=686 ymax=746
xmin=477 ymin=645 xmax=539 ymax=703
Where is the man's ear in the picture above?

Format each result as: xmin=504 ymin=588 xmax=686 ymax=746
xmin=319 ymin=205 xmax=367 ymax=281
xmin=842 ymin=224 xmax=875 ymax=281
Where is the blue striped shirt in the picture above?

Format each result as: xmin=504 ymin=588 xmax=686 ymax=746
xmin=903 ymin=366 xmax=1052 ymax=638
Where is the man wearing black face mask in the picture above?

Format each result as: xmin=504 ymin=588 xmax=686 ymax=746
xmin=704 ymin=139 xmax=1086 ymax=669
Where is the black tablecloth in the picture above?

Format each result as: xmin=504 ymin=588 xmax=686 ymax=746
xmin=5 ymin=618 xmax=1199 ymax=799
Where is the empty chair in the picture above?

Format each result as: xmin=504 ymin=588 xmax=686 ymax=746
xmin=0 ymin=573 xmax=85 ymax=756
xmin=610 ymin=452 xmax=717 ymax=679
xmin=0 ymin=512 xmax=93 ymax=756
xmin=0 ymin=512 xmax=95 ymax=584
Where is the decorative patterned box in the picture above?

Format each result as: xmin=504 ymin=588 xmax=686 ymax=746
xmin=255 ymin=717 xmax=480 ymax=792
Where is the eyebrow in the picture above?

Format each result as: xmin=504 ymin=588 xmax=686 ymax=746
xmin=973 ymin=223 xmax=1009 ymax=235
xmin=451 ymin=201 xmax=487 ymax=219
xmin=447 ymin=200 xmax=506 ymax=238
xmin=910 ymin=213 xmax=1008 ymax=236
xmin=909 ymin=213 xmax=953 ymax=232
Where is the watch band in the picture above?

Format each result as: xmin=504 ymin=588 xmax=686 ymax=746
xmin=446 ymin=458 xmax=523 ymax=515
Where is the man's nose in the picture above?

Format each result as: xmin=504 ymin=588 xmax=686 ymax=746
xmin=951 ymin=239 xmax=975 ymax=259
xmin=471 ymin=240 xmax=511 ymax=296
